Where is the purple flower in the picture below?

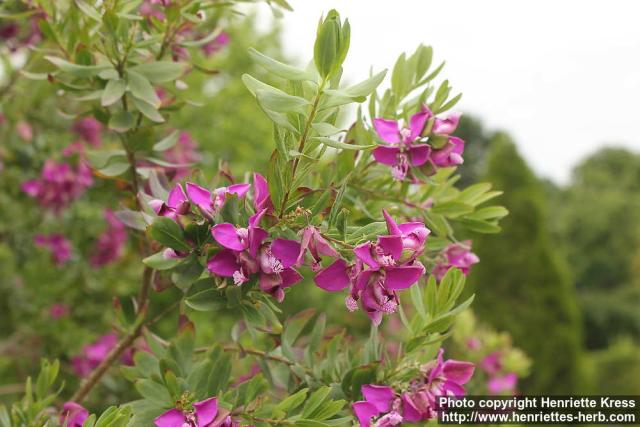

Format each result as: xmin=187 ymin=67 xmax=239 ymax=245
xmin=432 ymin=112 xmax=461 ymax=135
xmin=150 ymin=184 xmax=191 ymax=221
xmin=253 ymin=172 xmax=274 ymax=213
xmin=140 ymin=0 xmax=167 ymax=21
xmin=353 ymin=385 xmax=403 ymax=427
xmin=202 ymin=31 xmax=230 ymax=57
xmin=155 ymin=397 xmax=220 ymax=427
xmin=90 ymin=209 xmax=127 ymax=267
xmin=60 ymin=402 xmax=88 ymax=427
xmin=71 ymin=333 xmax=132 ymax=377
xmin=186 ymin=181 xmax=251 ymax=220
xmin=34 ymin=234 xmax=72 ymax=266
xmin=382 ymin=209 xmax=430 ymax=262
xmin=488 ymin=373 xmax=518 ymax=394
xmin=209 ymin=210 xmax=302 ymax=301
xmin=480 ymin=351 xmax=502 ymax=375
xmin=432 ymin=241 xmax=479 ymax=281
xmin=21 ymin=159 xmax=93 ymax=213
xmin=372 ymin=107 xmax=431 ymax=181
xmin=296 ymin=226 xmax=339 ymax=271
xmin=163 ymin=132 xmax=202 ymax=180
xmin=402 ymin=349 xmax=475 ymax=422
xmin=72 ymin=117 xmax=103 ymax=147
xmin=430 ymin=136 xmax=465 ymax=167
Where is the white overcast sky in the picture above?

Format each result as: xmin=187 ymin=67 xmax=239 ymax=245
xmin=268 ymin=0 xmax=640 ymax=183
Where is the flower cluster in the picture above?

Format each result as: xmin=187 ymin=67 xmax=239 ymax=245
xmin=33 ymin=234 xmax=72 ymax=266
xmin=480 ymin=351 xmax=518 ymax=394
xmin=314 ymin=210 xmax=429 ymax=325
xmin=372 ymin=105 xmax=465 ymax=182
xmin=21 ymin=159 xmax=93 ymax=213
xmin=354 ymin=350 xmax=474 ymax=426
xmin=155 ymin=396 xmax=242 ymax=427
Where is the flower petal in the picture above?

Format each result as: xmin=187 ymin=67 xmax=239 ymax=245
xmin=409 ymin=107 xmax=431 ymax=140
xmin=228 ymin=183 xmax=251 ymax=198
xmin=154 ymin=408 xmax=185 ymax=427
xmin=253 ymin=173 xmax=273 ymax=212
xmin=354 ymin=242 xmax=379 ymax=268
xmin=373 ymin=145 xmax=401 ymax=166
xmin=194 ymin=397 xmax=218 ymax=426
xmin=383 ymin=210 xmax=402 ymax=236
xmin=352 ymin=401 xmax=379 ymax=427
xmin=207 ymin=250 xmax=239 ymax=277
xmin=442 ymin=359 xmax=475 ymax=385
xmin=314 ymin=259 xmax=351 ymax=291
xmin=384 ymin=265 xmax=424 ymax=290
xmin=373 ymin=118 xmax=401 ymax=144
xmin=409 ymin=144 xmax=431 ymax=166
xmin=271 ymin=238 xmax=301 ymax=268
xmin=362 ymin=384 xmax=394 ymax=412
xmin=212 ymin=223 xmax=245 ymax=251
xmin=186 ymin=182 xmax=212 ymax=212
xmin=280 ymin=268 xmax=303 ymax=287
xmin=167 ymin=184 xmax=187 ymax=208
xmin=377 ymin=235 xmax=403 ymax=261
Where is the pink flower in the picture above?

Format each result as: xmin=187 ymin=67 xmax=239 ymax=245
xmin=488 ymin=373 xmax=518 ymax=394
xmin=60 ymin=402 xmax=88 ymax=427
xmin=430 ymin=136 xmax=465 ymax=168
xmin=21 ymin=159 xmax=93 ymax=213
xmin=72 ymin=117 xmax=103 ymax=147
xmin=163 ymin=132 xmax=201 ymax=180
xmin=480 ymin=351 xmax=502 ymax=376
xmin=372 ymin=107 xmax=431 ymax=181
xmin=90 ymin=209 xmax=127 ymax=267
xmin=71 ymin=333 xmax=132 ymax=377
xmin=140 ymin=0 xmax=167 ymax=21
xmin=16 ymin=121 xmax=33 ymax=141
xmin=186 ymin=181 xmax=250 ymax=220
xmin=34 ymin=234 xmax=72 ymax=265
xmin=353 ymin=385 xmax=403 ymax=427
xmin=154 ymin=397 xmax=230 ymax=427
xmin=402 ymin=349 xmax=475 ymax=422
xmin=432 ymin=241 xmax=479 ymax=281
xmin=150 ymin=184 xmax=191 ymax=221
xmin=209 ymin=210 xmax=302 ymax=302
xmin=201 ymin=31 xmax=230 ymax=57
xmin=314 ymin=211 xmax=426 ymax=325
xmin=49 ymin=303 xmax=69 ymax=319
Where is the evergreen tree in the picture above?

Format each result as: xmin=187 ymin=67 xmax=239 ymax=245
xmin=468 ymin=133 xmax=584 ymax=393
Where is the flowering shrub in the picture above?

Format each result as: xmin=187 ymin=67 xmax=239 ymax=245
xmin=0 ymin=1 xmax=513 ymax=426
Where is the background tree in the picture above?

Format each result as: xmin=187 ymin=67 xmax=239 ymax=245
xmin=467 ymin=133 xmax=584 ymax=394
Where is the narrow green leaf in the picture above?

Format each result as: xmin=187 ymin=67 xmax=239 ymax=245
xmin=101 ymin=79 xmax=127 ymax=106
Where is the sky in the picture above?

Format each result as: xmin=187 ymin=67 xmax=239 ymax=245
xmin=270 ymin=0 xmax=640 ymax=183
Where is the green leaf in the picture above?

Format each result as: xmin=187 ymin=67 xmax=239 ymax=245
xmin=311 ymin=122 xmax=343 ymax=136
xmin=130 ymin=61 xmax=185 ymax=83
xmin=101 ymin=78 xmax=127 ymax=106
xmin=108 ymin=110 xmax=135 ymax=132
xmin=45 ymin=56 xmax=112 ymax=78
xmin=148 ymin=217 xmax=191 ymax=252
xmin=185 ymin=289 xmax=227 ymax=311
xmin=457 ymin=218 xmax=501 ymax=234
xmin=342 ymin=70 xmax=387 ymax=98
xmin=171 ymin=255 xmax=203 ymax=292
xmin=256 ymin=88 xmax=309 ymax=114
xmin=273 ymin=388 xmax=308 ymax=415
xmin=248 ymin=48 xmax=315 ymax=81
xmin=310 ymin=136 xmax=374 ymax=151
xmin=302 ymin=386 xmax=331 ymax=418
xmin=135 ymin=379 xmax=172 ymax=406
xmin=431 ymin=201 xmax=474 ymax=217
xmin=97 ymin=160 xmax=130 ymax=177
xmin=153 ymin=130 xmax=180 ymax=151
xmin=469 ymin=206 xmax=509 ymax=220
xmin=143 ymin=251 xmax=182 ymax=270
xmin=131 ymin=97 xmax=165 ymax=123
xmin=127 ymin=70 xmax=161 ymax=108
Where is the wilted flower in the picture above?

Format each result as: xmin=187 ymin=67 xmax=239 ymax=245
xmin=372 ymin=107 xmax=431 ymax=181
xmin=21 ymin=159 xmax=93 ymax=213
xmin=353 ymin=385 xmax=403 ymax=427
xmin=34 ymin=234 xmax=72 ymax=266
xmin=90 ymin=209 xmax=127 ymax=267
xmin=60 ymin=402 xmax=88 ymax=427
xmin=432 ymin=241 xmax=479 ymax=281
xmin=253 ymin=172 xmax=274 ymax=213
xmin=401 ymin=349 xmax=474 ymax=422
